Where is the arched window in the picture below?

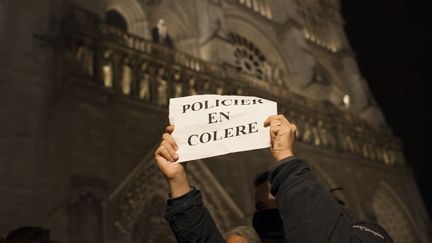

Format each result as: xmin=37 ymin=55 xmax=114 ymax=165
xmin=105 ymin=10 xmax=128 ymax=32
xmin=227 ymin=33 xmax=273 ymax=81
xmin=312 ymin=64 xmax=331 ymax=85
xmin=372 ymin=184 xmax=419 ymax=243
xmin=102 ymin=50 xmax=114 ymax=88
xmin=120 ymin=58 xmax=133 ymax=95
xmin=295 ymin=0 xmax=342 ymax=52
xmin=237 ymin=0 xmax=272 ymax=19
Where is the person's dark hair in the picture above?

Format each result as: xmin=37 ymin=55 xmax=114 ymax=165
xmin=254 ymin=171 xmax=269 ymax=188
xmin=0 ymin=227 xmax=54 ymax=243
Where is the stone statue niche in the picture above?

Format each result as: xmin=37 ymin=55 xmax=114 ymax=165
xmin=173 ymin=72 xmax=183 ymax=98
xmin=101 ymin=50 xmax=114 ymax=88
xmin=312 ymin=65 xmax=330 ymax=85
xmin=121 ymin=58 xmax=133 ymax=95
xmin=76 ymin=40 xmax=94 ymax=78
xmin=156 ymin=68 xmax=168 ymax=106
xmin=139 ymin=63 xmax=151 ymax=100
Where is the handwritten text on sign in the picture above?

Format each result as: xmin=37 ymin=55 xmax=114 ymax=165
xmin=169 ymin=95 xmax=277 ymax=162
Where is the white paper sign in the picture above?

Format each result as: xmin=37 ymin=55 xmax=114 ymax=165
xmin=169 ymin=95 xmax=277 ymax=162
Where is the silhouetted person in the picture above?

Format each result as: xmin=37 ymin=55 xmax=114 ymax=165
xmin=0 ymin=227 xmax=57 ymax=243
xmin=152 ymin=19 xmax=173 ymax=48
xmin=155 ymin=114 xmax=393 ymax=242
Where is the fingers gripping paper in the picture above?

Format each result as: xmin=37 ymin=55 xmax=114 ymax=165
xmin=169 ymin=95 xmax=277 ymax=162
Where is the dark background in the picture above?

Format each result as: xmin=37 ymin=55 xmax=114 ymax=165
xmin=341 ymin=0 xmax=431 ymax=217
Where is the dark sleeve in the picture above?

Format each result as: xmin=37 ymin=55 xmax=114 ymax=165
xmin=164 ymin=188 xmax=226 ymax=243
xmin=269 ymin=157 xmax=353 ymax=243
xmin=352 ymin=222 xmax=394 ymax=243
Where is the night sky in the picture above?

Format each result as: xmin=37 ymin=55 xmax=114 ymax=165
xmin=341 ymin=0 xmax=431 ymax=217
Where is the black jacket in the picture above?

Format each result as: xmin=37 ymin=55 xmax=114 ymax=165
xmin=164 ymin=157 xmax=393 ymax=243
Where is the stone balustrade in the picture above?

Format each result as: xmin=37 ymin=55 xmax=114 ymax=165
xmin=62 ymin=7 xmax=405 ymax=166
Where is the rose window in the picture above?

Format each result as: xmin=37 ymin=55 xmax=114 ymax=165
xmin=227 ymin=33 xmax=270 ymax=80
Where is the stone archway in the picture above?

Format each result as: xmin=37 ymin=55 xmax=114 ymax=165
xmin=146 ymin=0 xmax=200 ymax=54
xmin=294 ymin=152 xmax=351 ymax=206
xmin=372 ymin=182 xmax=419 ymax=243
xmin=107 ymin=152 xmax=244 ymax=242
xmin=224 ymin=10 xmax=293 ymax=84
xmin=299 ymin=50 xmax=351 ymax=108
xmin=106 ymin=0 xmax=149 ymax=38
xmin=130 ymin=193 xmax=177 ymax=243
xmin=295 ymin=153 xmax=338 ymax=187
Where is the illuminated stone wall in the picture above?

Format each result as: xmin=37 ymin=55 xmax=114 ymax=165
xmin=0 ymin=0 xmax=430 ymax=243
xmin=0 ymin=0 xmax=57 ymax=232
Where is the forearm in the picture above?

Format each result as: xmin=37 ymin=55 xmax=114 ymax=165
xmin=164 ymin=188 xmax=225 ymax=243
xmin=168 ymin=173 xmax=191 ymax=198
xmin=269 ymin=157 xmax=352 ymax=242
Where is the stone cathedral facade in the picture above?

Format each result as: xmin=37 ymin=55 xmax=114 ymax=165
xmin=0 ymin=0 xmax=430 ymax=242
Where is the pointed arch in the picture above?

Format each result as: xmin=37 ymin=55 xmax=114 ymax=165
xmin=224 ymin=8 xmax=294 ymax=85
xmin=147 ymin=1 xmax=199 ymax=42
xmin=295 ymin=152 xmax=337 ymax=188
xmin=298 ymin=48 xmax=351 ymax=108
xmin=372 ymin=182 xmax=420 ymax=243
xmin=107 ymin=149 xmax=244 ymax=241
xmin=106 ymin=0 xmax=149 ymax=39
xmin=294 ymin=152 xmax=350 ymax=206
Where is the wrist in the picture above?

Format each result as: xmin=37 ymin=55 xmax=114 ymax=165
xmin=274 ymin=150 xmax=294 ymax=161
xmin=167 ymin=173 xmax=191 ymax=198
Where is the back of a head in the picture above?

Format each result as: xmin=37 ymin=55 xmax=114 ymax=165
xmin=254 ymin=171 xmax=270 ymax=188
xmin=225 ymin=226 xmax=262 ymax=243
xmin=0 ymin=227 xmax=53 ymax=243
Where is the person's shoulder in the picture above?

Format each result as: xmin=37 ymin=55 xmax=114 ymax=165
xmin=351 ymin=221 xmax=393 ymax=243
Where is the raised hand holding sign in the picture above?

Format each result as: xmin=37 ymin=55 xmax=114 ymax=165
xmin=169 ymin=95 xmax=277 ymax=162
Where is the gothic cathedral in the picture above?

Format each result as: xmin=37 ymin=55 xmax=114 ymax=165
xmin=0 ymin=0 xmax=430 ymax=242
